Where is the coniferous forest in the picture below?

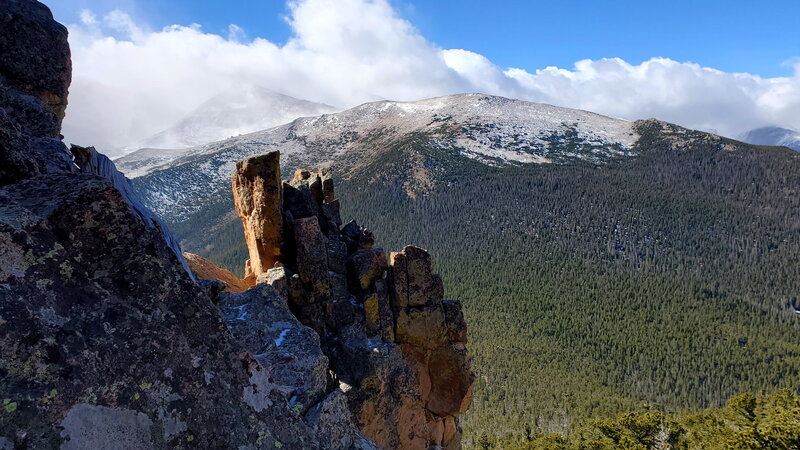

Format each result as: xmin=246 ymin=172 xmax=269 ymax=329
xmin=167 ymin=122 xmax=800 ymax=447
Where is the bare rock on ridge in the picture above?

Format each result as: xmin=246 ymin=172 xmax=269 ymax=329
xmin=185 ymin=251 xmax=250 ymax=293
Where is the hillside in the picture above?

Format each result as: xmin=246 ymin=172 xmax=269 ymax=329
xmin=125 ymin=95 xmax=800 ymax=445
xmin=120 ymin=93 xmax=638 ymax=213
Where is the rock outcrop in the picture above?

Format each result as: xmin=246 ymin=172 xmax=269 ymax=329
xmin=71 ymin=144 xmax=194 ymax=279
xmin=0 ymin=0 xmax=74 ymax=186
xmin=227 ymin=152 xmax=474 ymax=448
xmin=0 ymin=173 xmax=327 ymax=449
xmin=232 ymin=152 xmax=284 ymax=284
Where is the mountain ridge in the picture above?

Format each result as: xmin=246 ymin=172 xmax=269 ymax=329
xmin=118 ymin=93 xmax=639 ymax=177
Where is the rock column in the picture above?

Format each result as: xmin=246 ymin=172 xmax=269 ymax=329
xmin=232 ymin=152 xmax=284 ymax=285
xmin=389 ymin=246 xmax=474 ymax=448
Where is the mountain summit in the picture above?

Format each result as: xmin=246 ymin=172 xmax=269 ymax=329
xmin=118 ymin=93 xmax=638 ymax=178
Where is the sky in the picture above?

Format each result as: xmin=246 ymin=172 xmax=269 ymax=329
xmin=48 ymin=0 xmax=800 ymax=154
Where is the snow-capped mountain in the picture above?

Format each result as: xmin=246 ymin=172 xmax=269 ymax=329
xmin=131 ymin=86 xmax=337 ymax=150
xmin=739 ymin=126 xmax=800 ymax=151
xmin=119 ymin=93 xmax=638 ymax=178
xmin=119 ymin=94 xmax=641 ymax=221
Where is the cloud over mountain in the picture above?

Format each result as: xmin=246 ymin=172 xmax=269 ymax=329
xmin=62 ymin=0 xmax=800 ymax=154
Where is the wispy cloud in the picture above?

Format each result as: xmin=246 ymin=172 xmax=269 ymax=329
xmin=62 ymin=0 xmax=800 ymax=155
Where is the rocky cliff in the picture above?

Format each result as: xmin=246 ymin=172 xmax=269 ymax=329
xmin=0 ymin=1 xmax=472 ymax=449
xmin=202 ymin=153 xmax=475 ymax=448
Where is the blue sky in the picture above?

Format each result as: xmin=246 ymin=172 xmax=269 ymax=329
xmin=51 ymin=0 xmax=800 ymax=78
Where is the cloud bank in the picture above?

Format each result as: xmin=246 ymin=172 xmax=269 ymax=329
xmin=62 ymin=0 xmax=800 ymax=155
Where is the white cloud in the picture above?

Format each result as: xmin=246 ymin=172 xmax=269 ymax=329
xmin=227 ymin=24 xmax=246 ymax=42
xmin=61 ymin=0 xmax=800 ymax=156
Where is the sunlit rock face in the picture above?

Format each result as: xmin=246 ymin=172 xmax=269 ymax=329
xmin=232 ymin=152 xmax=285 ymax=285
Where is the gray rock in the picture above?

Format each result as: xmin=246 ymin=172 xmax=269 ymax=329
xmin=0 ymin=0 xmax=74 ymax=186
xmin=326 ymin=238 xmax=348 ymax=274
xmin=60 ymin=404 xmax=154 ymax=450
xmin=0 ymin=0 xmax=70 ymax=118
xmin=348 ymin=248 xmax=388 ymax=292
xmin=0 ymin=174 xmax=318 ymax=448
xmin=219 ymin=284 xmax=329 ymax=411
xmin=294 ymin=216 xmax=332 ymax=300
xmin=72 ymin=145 xmax=193 ymax=279
xmin=304 ymin=390 xmax=378 ymax=450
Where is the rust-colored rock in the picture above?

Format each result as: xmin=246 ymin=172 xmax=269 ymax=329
xmin=364 ymin=279 xmax=395 ymax=341
xmin=395 ymin=306 xmax=447 ymax=350
xmin=184 ymin=252 xmax=250 ymax=293
xmin=428 ymin=344 xmax=475 ymax=416
xmin=387 ymin=245 xmax=475 ymax=447
xmin=232 ymin=152 xmax=283 ymax=284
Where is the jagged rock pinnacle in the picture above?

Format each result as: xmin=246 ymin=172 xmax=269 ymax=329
xmin=232 ymin=151 xmax=284 ymax=284
xmin=218 ymin=150 xmax=475 ymax=448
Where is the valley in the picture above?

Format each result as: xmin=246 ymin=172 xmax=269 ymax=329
xmin=122 ymin=98 xmax=800 ymax=445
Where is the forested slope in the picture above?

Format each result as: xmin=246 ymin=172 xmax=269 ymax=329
xmin=152 ymin=120 xmax=800 ymax=445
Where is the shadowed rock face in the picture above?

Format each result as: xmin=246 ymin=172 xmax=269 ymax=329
xmin=0 ymin=0 xmax=74 ymax=186
xmin=0 ymin=0 xmax=70 ymax=120
xmin=227 ymin=150 xmax=475 ymax=449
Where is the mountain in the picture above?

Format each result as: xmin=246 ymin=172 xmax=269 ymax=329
xmin=131 ymin=85 xmax=337 ymax=151
xmin=739 ymin=126 xmax=800 ymax=151
xmin=119 ymin=93 xmax=638 ymax=194
xmin=125 ymin=94 xmax=800 ymax=445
